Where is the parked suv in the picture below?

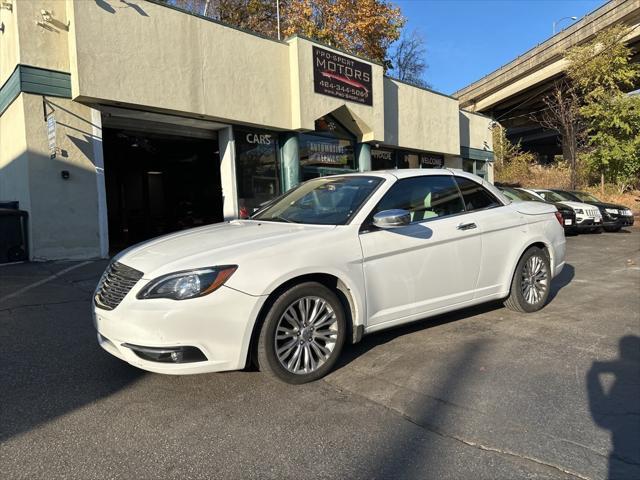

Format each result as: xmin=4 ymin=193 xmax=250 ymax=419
xmin=552 ymin=190 xmax=634 ymax=232
xmin=498 ymin=186 xmax=577 ymax=235
xmin=521 ymin=188 xmax=603 ymax=233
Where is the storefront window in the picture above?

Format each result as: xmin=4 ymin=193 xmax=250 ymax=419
xmin=235 ymin=129 xmax=280 ymax=217
xmin=397 ymin=150 xmax=444 ymax=169
xmin=463 ymin=159 xmax=488 ymax=179
xmin=371 ymin=147 xmax=396 ymax=170
xmin=299 ymin=116 xmax=356 ymax=181
xmin=419 ymin=153 xmax=444 ymax=169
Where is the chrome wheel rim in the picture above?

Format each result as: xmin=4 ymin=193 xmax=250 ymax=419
xmin=521 ymin=255 xmax=549 ymax=305
xmin=275 ymin=296 xmax=338 ymax=375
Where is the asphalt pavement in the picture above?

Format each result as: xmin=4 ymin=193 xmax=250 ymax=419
xmin=0 ymin=229 xmax=638 ymax=479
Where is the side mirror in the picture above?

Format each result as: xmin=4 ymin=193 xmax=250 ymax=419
xmin=373 ymin=209 xmax=411 ymax=229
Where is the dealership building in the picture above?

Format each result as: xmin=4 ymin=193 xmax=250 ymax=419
xmin=0 ymin=0 xmax=494 ymax=261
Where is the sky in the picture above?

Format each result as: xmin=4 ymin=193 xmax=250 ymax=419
xmin=394 ymin=0 xmax=606 ymax=95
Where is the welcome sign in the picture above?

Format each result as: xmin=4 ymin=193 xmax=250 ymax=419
xmin=313 ymin=46 xmax=373 ymax=106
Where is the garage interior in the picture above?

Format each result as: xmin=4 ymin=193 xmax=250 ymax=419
xmin=100 ymin=109 xmax=225 ymax=253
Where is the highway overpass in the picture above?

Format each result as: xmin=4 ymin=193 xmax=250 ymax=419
xmin=454 ymin=0 xmax=640 ymax=161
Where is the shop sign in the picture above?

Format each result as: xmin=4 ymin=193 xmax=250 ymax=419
xmin=371 ymin=149 xmax=393 ymax=161
xmin=245 ymin=133 xmax=272 ymax=145
xmin=46 ymin=112 xmax=56 ymax=159
xmin=313 ymin=46 xmax=373 ymax=106
xmin=306 ymin=140 xmax=349 ymax=165
xmin=420 ymin=154 xmax=444 ymax=168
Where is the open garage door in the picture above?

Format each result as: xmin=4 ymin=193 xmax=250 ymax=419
xmin=101 ymin=109 xmax=227 ymax=253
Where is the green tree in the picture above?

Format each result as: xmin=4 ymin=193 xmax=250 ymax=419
xmin=492 ymin=124 xmax=535 ymax=185
xmin=565 ymin=25 xmax=640 ymax=193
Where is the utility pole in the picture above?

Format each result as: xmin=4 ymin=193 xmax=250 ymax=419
xmin=276 ymin=0 xmax=281 ymax=40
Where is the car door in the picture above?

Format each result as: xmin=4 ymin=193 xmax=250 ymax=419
xmin=454 ymin=176 xmax=526 ymax=298
xmin=359 ymin=174 xmax=482 ymax=328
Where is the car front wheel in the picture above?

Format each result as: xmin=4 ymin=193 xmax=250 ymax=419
xmin=257 ymin=282 xmax=346 ymax=384
xmin=504 ymin=247 xmax=551 ymax=313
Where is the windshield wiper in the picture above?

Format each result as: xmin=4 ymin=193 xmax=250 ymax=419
xmin=270 ymin=215 xmax=299 ymax=224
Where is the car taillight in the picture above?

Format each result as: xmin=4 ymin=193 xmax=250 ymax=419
xmin=554 ymin=211 xmax=563 ymax=225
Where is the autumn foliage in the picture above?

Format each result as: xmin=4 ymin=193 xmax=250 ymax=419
xmin=168 ymin=0 xmax=404 ymax=64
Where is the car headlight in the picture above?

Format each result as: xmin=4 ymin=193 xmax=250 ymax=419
xmin=574 ymin=209 xmax=584 ymax=214
xmin=137 ymin=266 xmax=237 ymax=300
xmin=623 ymin=209 xmax=633 ymax=216
xmin=605 ymin=208 xmax=618 ymax=214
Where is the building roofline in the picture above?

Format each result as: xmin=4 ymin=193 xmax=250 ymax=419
xmin=383 ymin=76 xmax=458 ymax=100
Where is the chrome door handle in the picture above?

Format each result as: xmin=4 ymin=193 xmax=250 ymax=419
xmin=457 ymin=222 xmax=477 ymax=231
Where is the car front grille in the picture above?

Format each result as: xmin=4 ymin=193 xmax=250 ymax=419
xmin=587 ymin=208 xmax=599 ymax=217
xmin=94 ymin=262 xmax=144 ymax=310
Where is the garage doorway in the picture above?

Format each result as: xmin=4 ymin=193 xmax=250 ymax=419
xmin=102 ymin=124 xmax=223 ymax=253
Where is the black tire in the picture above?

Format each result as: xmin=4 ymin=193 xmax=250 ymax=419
xmin=257 ymin=282 xmax=346 ymax=384
xmin=504 ymin=247 xmax=551 ymax=313
xmin=592 ymin=227 xmax=603 ymax=234
xmin=604 ymin=226 xmax=622 ymax=233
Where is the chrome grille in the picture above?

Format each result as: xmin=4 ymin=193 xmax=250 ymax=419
xmin=587 ymin=208 xmax=599 ymax=217
xmin=94 ymin=262 xmax=143 ymax=310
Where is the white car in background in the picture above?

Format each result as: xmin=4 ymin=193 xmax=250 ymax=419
xmin=93 ymin=170 xmax=566 ymax=384
xmin=520 ymin=188 xmax=603 ymax=233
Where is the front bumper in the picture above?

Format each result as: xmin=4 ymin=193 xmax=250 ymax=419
xmin=575 ymin=217 xmax=602 ymax=230
xmin=93 ymin=285 xmax=267 ymax=375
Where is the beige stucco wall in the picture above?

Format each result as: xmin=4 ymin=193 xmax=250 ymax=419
xmin=0 ymin=95 xmax=30 ymax=211
xmin=67 ymin=0 xmax=292 ymax=130
xmin=0 ymin=0 xmax=20 ymax=86
xmin=21 ymin=93 xmax=101 ymax=259
xmin=459 ymin=110 xmax=493 ymax=150
xmin=17 ymin=0 xmax=70 ymax=74
xmin=288 ymin=37 xmax=385 ymax=141
xmin=383 ymin=78 xmax=459 ymax=155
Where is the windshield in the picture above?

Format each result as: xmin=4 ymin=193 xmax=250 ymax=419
xmin=537 ymin=190 xmax=567 ymax=203
xmin=500 ymin=187 xmax=544 ymax=203
xmin=252 ymin=176 xmax=383 ymax=225
xmin=573 ymin=191 xmax=600 ymax=202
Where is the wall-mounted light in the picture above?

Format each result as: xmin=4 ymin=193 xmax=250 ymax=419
xmin=40 ymin=9 xmax=52 ymax=22
xmin=0 ymin=1 xmax=13 ymax=12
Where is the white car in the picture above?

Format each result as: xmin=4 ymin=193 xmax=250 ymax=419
xmin=520 ymin=188 xmax=603 ymax=232
xmin=93 ymin=170 xmax=566 ymax=384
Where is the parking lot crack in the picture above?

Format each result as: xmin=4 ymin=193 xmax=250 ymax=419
xmin=0 ymin=299 xmax=87 ymax=314
xmin=397 ymin=412 xmax=593 ymax=480
xmin=326 ymin=372 xmax=595 ymax=480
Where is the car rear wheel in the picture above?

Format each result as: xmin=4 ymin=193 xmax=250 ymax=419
xmin=604 ymin=226 xmax=622 ymax=232
xmin=257 ymin=282 xmax=346 ymax=384
xmin=504 ymin=247 xmax=551 ymax=313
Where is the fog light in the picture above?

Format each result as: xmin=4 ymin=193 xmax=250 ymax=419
xmin=122 ymin=344 xmax=207 ymax=363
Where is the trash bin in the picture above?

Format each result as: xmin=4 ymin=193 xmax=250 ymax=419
xmin=0 ymin=208 xmax=29 ymax=263
xmin=0 ymin=200 xmax=19 ymax=210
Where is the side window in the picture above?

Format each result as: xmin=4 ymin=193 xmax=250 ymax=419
xmin=374 ymin=176 xmax=465 ymax=222
xmin=454 ymin=177 xmax=501 ymax=212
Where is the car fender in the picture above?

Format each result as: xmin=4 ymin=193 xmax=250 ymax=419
xmin=502 ymin=235 xmax=555 ymax=295
xmin=260 ymin=265 xmax=366 ymax=331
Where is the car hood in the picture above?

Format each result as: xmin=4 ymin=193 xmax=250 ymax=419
xmin=557 ymin=200 xmax=598 ymax=211
xmin=582 ymin=201 xmax=625 ymax=209
xmin=116 ymin=220 xmax=336 ymax=278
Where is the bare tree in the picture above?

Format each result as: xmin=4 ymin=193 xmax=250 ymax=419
xmin=388 ymin=30 xmax=430 ymax=88
xmin=534 ymin=80 xmax=585 ymax=189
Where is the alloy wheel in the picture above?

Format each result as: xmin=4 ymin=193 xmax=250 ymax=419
xmin=521 ymin=254 xmax=549 ymax=305
xmin=274 ymin=296 xmax=338 ymax=375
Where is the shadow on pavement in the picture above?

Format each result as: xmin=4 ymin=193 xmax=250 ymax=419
xmin=587 ymin=335 xmax=640 ymax=480
xmin=336 ymin=301 xmax=501 ymax=372
xmin=0 ymin=290 xmax=144 ymax=442
xmin=548 ymin=262 xmax=574 ymax=302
